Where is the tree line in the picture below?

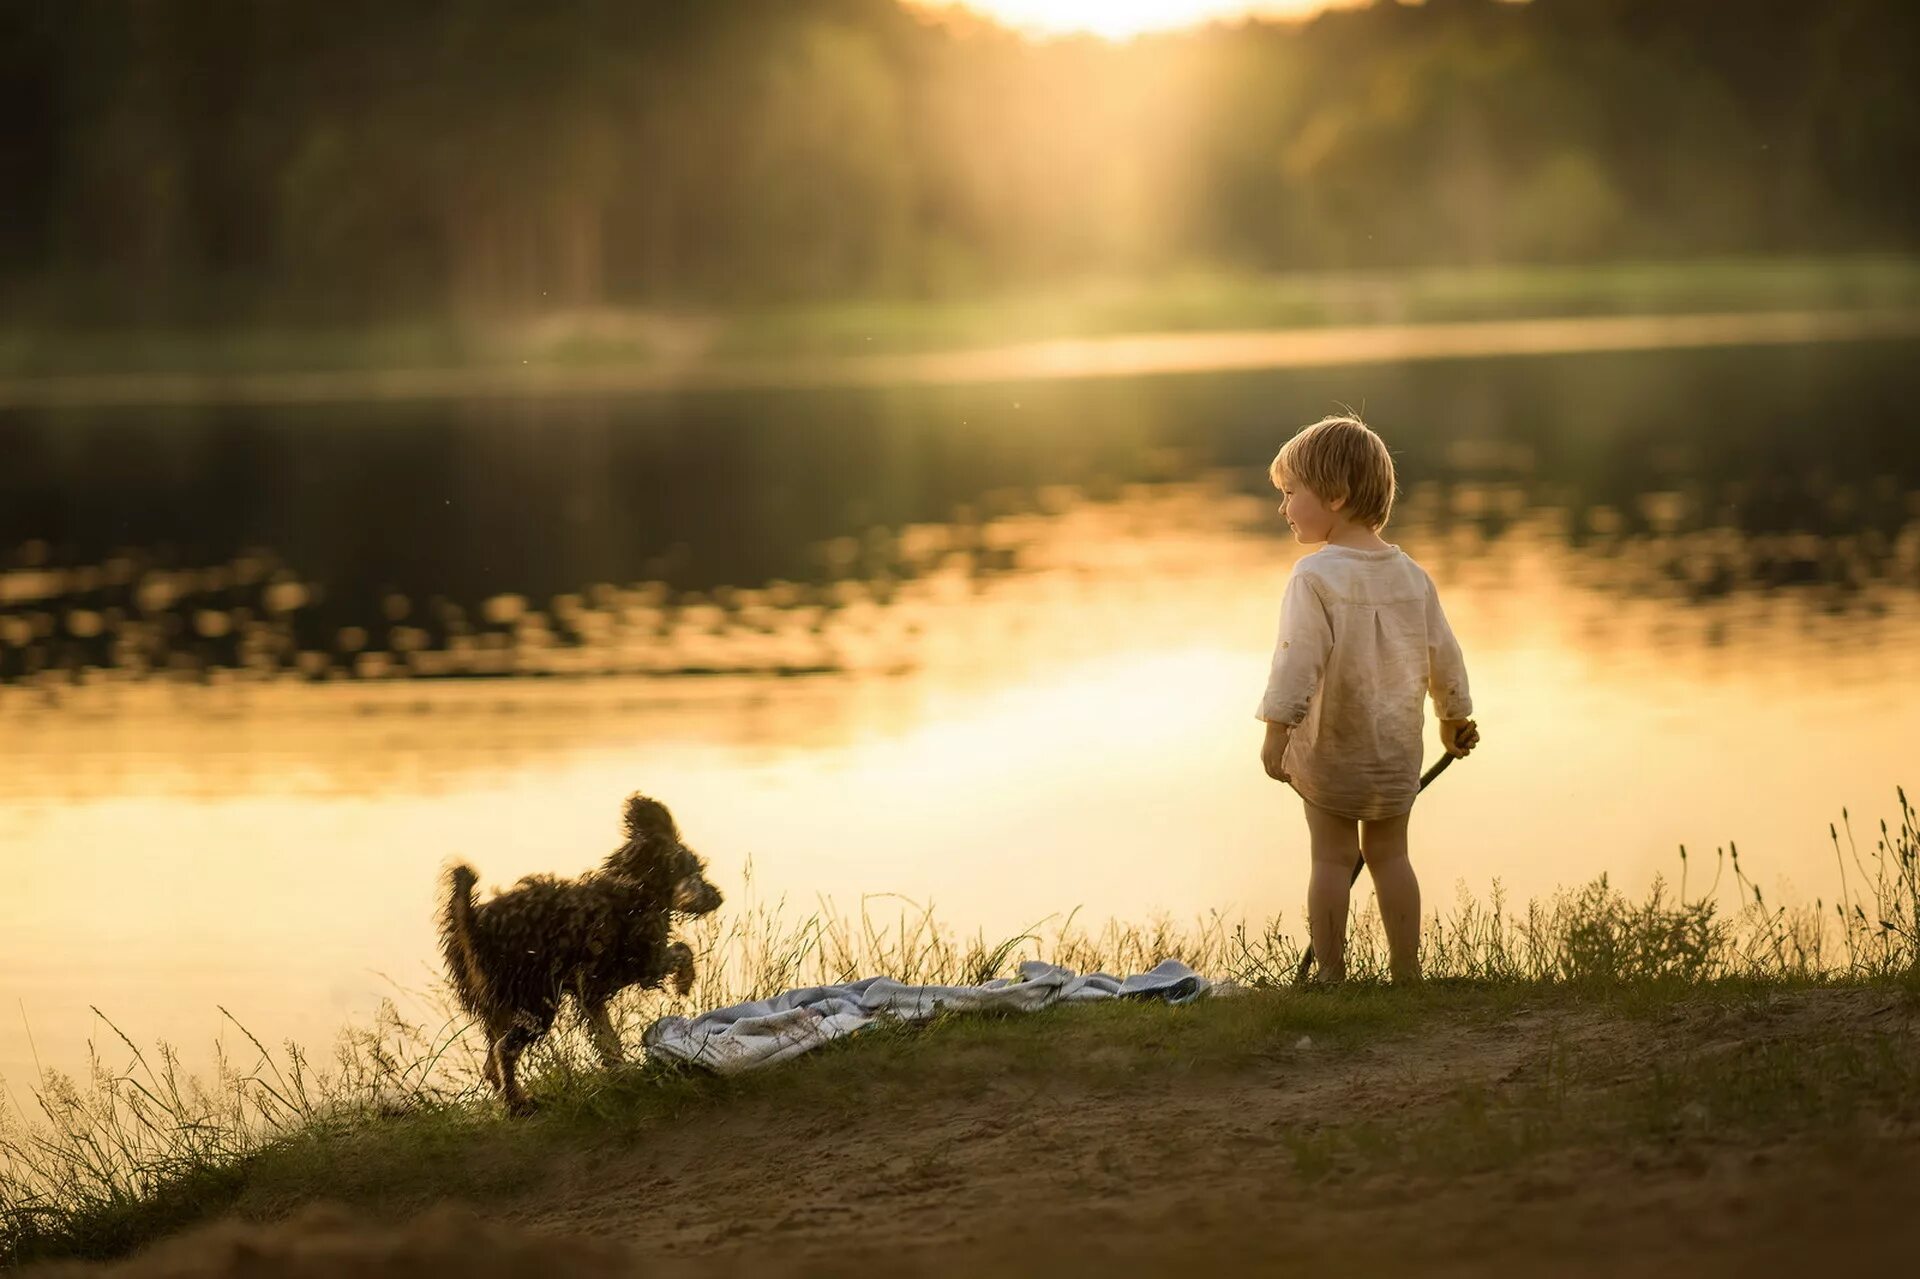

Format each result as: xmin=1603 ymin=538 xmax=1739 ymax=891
xmin=1 ymin=0 xmax=1914 ymax=326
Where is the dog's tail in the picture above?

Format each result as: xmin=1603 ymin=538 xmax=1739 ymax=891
xmin=439 ymin=863 xmax=492 ymax=1019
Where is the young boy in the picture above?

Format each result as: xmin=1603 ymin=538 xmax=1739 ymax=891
xmin=1256 ymin=413 xmax=1478 ymax=982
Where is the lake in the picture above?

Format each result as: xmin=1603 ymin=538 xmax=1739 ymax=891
xmin=4 ymin=331 xmax=1918 ymax=1089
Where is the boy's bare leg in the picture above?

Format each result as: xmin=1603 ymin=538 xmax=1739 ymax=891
xmin=1303 ymin=799 xmax=1361 ymax=981
xmin=1360 ymin=811 xmax=1421 ymax=983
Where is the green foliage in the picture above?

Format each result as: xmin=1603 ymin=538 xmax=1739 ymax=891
xmin=1 ymin=0 xmax=1916 ymax=326
xmin=1553 ymin=876 xmax=1722 ymax=985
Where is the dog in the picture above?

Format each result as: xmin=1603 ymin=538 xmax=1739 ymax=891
xmin=439 ymin=792 xmax=723 ymax=1113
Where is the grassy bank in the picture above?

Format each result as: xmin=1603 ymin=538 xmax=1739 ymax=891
xmin=3 ymin=788 xmax=1914 ymax=1268
xmin=4 ymin=256 xmax=1917 ymax=379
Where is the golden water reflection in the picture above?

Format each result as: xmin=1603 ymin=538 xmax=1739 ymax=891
xmin=4 ymin=477 xmax=1918 ymax=1087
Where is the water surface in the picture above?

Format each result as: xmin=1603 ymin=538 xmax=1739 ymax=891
xmin=4 ymin=338 xmax=1918 ymax=1087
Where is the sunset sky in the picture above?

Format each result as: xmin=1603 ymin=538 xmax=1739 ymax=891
xmin=906 ymin=0 xmax=1369 ymax=40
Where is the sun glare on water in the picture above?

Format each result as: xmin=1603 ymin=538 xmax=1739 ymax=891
xmin=910 ymin=0 xmax=1355 ymax=41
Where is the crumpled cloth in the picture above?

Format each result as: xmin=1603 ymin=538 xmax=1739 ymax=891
xmin=642 ymin=959 xmax=1226 ymax=1075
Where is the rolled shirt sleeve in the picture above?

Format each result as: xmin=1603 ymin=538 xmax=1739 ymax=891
xmin=1424 ymin=577 xmax=1473 ymax=720
xmin=1256 ymin=571 xmax=1333 ymax=725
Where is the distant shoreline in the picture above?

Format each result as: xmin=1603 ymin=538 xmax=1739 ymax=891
xmin=4 ymin=306 xmax=1918 ymax=410
xmin=5 ymin=255 xmax=1919 ymax=408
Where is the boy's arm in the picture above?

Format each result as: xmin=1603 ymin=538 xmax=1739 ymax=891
xmin=1424 ymin=576 xmax=1477 ymax=756
xmin=1256 ymin=574 xmax=1333 ymax=780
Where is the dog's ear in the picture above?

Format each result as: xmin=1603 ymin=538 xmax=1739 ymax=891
xmin=622 ymin=793 xmax=676 ymax=841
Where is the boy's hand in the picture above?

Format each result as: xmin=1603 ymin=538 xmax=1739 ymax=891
xmin=1260 ymin=722 xmax=1292 ymax=782
xmin=1440 ymin=718 xmax=1479 ymax=758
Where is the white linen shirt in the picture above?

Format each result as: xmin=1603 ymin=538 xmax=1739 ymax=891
xmin=1255 ymin=544 xmax=1472 ymax=821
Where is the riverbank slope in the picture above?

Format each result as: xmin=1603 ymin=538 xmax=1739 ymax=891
xmin=18 ymin=981 xmax=1919 ymax=1276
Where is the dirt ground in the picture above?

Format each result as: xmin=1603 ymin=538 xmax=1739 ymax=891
xmin=30 ymin=989 xmax=1920 ymax=1278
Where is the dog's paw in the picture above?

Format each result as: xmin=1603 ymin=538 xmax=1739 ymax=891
xmin=668 ymin=942 xmax=697 ymax=996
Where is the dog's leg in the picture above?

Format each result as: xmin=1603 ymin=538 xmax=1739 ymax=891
xmin=581 ymin=999 xmax=624 ymax=1068
xmin=480 ymin=1011 xmax=513 ymax=1090
xmin=493 ymin=1022 xmax=542 ymax=1116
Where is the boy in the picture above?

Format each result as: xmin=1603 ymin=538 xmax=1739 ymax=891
xmin=1256 ymin=414 xmax=1478 ymax=982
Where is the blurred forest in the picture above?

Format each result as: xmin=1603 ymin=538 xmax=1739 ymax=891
xmin=2 ymin=0 xmax=1916 ymax=327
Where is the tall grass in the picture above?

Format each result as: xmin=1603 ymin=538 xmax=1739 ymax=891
xmin=3 ymin=787 xmax=1914 ymax=1264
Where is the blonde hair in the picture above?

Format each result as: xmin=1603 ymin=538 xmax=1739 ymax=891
xmin=1269 ymin=412 xmax=1398 ymax=530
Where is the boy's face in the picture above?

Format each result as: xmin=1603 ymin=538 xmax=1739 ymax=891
xmin=1276 ymin=476 xmax=1340 ymax=544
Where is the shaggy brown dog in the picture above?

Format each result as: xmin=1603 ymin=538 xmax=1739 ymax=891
xmin=440 ymin=793 xmax=723 ymax=1113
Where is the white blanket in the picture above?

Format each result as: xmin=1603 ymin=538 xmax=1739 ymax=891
xmin=642 ymin=959 xmax=1224 ymax=1075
